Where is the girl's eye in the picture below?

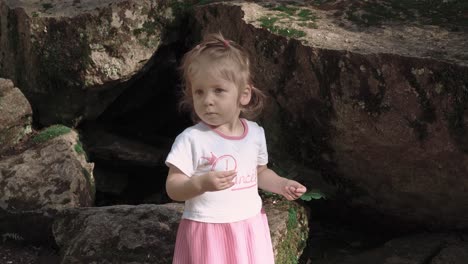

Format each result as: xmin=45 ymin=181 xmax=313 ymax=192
xmin=214 ymin=88 xmax=224 ymax=93
xmin=194 ymin=89 xmax=203 ymax=95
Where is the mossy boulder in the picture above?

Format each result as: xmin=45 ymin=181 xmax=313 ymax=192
xmin=0 ymin=128 xmax=94 ymax=243
xmin=263 ymin=193 xmax=309 ymax=263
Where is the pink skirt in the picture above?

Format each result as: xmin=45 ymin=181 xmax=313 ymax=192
xmin=172 ymin=209 xmax=274 ymax=264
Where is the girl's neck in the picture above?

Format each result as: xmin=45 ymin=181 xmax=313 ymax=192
xmin=205 ymin=119 xmax=248 ymax=140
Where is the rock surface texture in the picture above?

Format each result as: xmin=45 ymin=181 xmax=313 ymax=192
xmin=0 ymin=78 xmax=32 ymax=153
xmin=52 ymin=200 xmax=308 ymax=264
xmin=0 ymin=0 xmax=180 ymax=125
xmin=186 ymin=1 xmax=468 ymax=229
xmin=0 ymin=129 xmax=94 ymax=242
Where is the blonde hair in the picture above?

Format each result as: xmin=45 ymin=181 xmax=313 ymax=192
xmin=179 ymin=33 xmax=265 ymax=122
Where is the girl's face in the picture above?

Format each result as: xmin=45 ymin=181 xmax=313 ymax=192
xmin=190 ymin=63 xmax=251 ymax=131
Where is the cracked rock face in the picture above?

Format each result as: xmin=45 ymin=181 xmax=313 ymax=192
xmin=0 ymin=0 xmax=179 ymax=126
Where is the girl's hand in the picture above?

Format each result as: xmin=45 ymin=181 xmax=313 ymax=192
xmin=199 ymin=170 xmax=237 ymax=192
xmin=282 ymin=179 xmax=307 ymax=200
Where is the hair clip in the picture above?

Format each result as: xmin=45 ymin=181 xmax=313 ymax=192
xmin=223 ymin=40 xmax=229 ymax=47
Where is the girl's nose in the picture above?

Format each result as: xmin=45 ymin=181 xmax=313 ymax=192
xmin=203 ymin=93 xmax=214 ymax=105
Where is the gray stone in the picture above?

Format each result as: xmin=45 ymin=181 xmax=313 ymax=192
xmin=0 ymin=129 xmax=94 ymax=243
xmin=53 ymin=204 xmax=183 ymax=264
xmin=0 ymin=78 xmax=32 ymax=153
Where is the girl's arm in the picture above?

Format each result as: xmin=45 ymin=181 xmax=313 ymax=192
xmin=166 ymin=165 xmax=237 ymax=201
xmin=257 ymin=165 xmax=307 ymax=200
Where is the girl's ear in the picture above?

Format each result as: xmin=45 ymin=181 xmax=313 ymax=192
xmin=239 ymin=84 xmax=252 ymax=106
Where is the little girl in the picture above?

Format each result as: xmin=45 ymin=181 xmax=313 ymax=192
xmin=165 ymin=33 xmax=307 ymax=264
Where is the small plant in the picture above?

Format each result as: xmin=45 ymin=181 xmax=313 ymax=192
xmin=259 ymin=16 xmax=280 ymax=29
xmin=74 ymin=141 xmax=84 ymax=155
xmin=300 ymin=189 xmax=326 ymax=201
xmin=32 ymin=125 xmax=71 ymax=144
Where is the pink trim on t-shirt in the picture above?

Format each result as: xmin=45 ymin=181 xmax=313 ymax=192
xmin=205 ymin=119 xmax=249 ymax=140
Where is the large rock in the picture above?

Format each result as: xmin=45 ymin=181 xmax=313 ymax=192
xmin=53 ymin=204 xmax=183 ymax=264
xmin=0 ymin=128 xmax=94 ymax=242
xmin=0 ymin=0 xmax=183 ymax=126
xmin=185 ymin=2 xmax=468 ymax=229
xmin=52 ymin=200 xmax=308 ymax=263
xmin=0 ymin=78 xmax=32 ymax=153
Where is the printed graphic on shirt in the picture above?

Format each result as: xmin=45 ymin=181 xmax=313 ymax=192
xmin=199 ymin=152 xmax=257 ymax=191
xmin=200 ymin=152 xmax=237 ymax=171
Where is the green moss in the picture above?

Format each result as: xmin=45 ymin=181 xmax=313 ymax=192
xmin=297 ymin=9 xmax=316 ymax=21
xmin=74 ymin=141 xmax=84 ymax=155
xmin=278 ymin=27 xmax=306 ymax=38
xmin=273 ymin=5 xmax=299 ymax=16
xmin=32 ymin=125 xmax=71 ymax=144
xmin=276 ymin=204 xmax=308 ymax=264
xmin=287 ymin=207 xmax=298 ymax=230
xmin=259 ymin=16 xmax=306 ymax=38
xmin=132 ymin=7 xmax=161 ymax=48
xmin=74 ymin=140 xmax=90 ymax=162
xmin=258 ymin=4 xmax=316 ymax=39
xmin=259 ymin=16 xmax=279 ymax=29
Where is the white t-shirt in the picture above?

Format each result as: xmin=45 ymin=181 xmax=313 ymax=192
xmin=165 ymin=119 xmax=268 ymax=223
